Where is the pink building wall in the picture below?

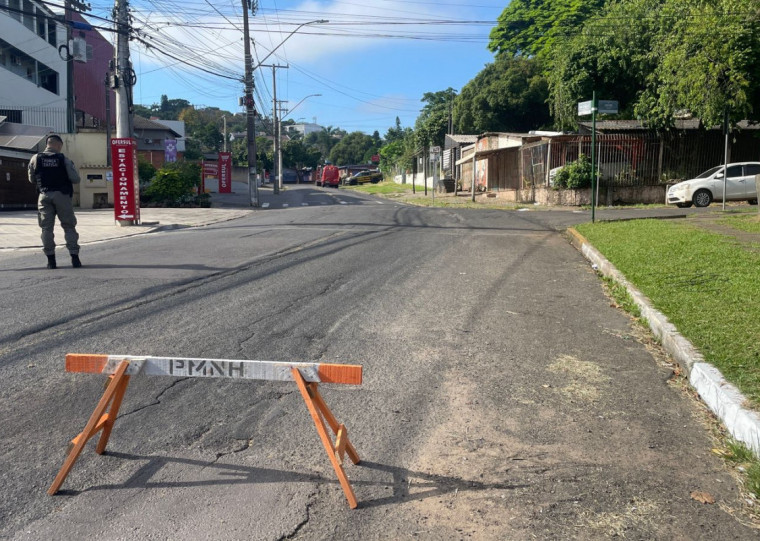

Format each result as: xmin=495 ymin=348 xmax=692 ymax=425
xmin=71 ymin=12 xmax=115 ymax=127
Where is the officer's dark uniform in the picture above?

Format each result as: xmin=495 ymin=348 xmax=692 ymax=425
xmin=28 ymin=142 xmax=81 ymax=268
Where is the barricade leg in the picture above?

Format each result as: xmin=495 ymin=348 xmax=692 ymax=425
xmin=48 ymin=361 xmax=131 ymax=495
xmin=291 ymin=367 xmax=359 ymax=509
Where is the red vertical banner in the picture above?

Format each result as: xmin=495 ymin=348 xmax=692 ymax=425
xmin=111 ymin=138 xmax=140 ymax=222
xmin=218 ymin=152 xmax=232 ymax=193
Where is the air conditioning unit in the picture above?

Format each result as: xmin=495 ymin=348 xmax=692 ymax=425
xmin=72 ymin=37 xmax=87 ymax=63
xmin=144 ymin=139 xmax=154 ymax=144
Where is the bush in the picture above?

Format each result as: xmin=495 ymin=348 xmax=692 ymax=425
xmin=138 ymin=160 xmax=157 ymax=183
xmin=553 ymin=154 xmax=594 ymax=190
xmin=143 ymin=161 xmax=200 ymax=204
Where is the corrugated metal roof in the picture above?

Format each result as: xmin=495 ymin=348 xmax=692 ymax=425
xmin=446 ymin=134 xmax=478 ymax=144
xmin=0 ymin=123 xmax=50 ymax=151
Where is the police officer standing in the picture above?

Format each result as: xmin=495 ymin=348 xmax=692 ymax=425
xmin=28 ymin=134 xmax=82 ymax=269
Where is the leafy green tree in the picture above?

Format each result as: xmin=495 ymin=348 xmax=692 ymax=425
xmin=488 ymin=0 xmax=607 ymax=59
xmin=547 ymin=0 xmax=760 ymax=129
xmin=547 ymin=0 xmax=664 ymax=130
xmin=415 ymin=88 xmax=457 ymax=147
xmin=640 ymin=0 xmax=760 ymax=127
xmin=230 ymin=136 xmax=273 ymax=172
xmin=454 ymin=55 xmax=550 ymax=133
xmin=282 ymin=139 xmax=321 ymax=169
xmin=329 ymin=131 xmax=377 ymax=165
xmin=304 ymin=126 xmax=340 ymax=158
xmin=384 ymin=117 xmax=404 ymax=143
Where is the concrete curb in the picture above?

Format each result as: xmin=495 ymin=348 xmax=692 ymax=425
xmin=567 ymin=227 xmax=760 ymax=456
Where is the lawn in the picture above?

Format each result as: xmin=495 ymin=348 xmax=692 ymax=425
xmin=342 ymin=181 xmax=415 ymax=195
xmin=575 ymin=218 xmax=760 ymax=407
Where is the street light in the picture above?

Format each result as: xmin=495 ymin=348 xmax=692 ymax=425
xmin=282 ymin=94 xmax=322 ymax=121
xmin=253 ymin=20 xmax=329 ymax=70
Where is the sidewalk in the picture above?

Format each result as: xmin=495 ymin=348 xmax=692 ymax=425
xmin=0 ymin=180 xmax=261 ymax=252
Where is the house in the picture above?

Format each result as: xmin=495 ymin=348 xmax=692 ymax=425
xmin=133 ymin=116 xmax=183 ymax=168
xmin=444 ymin=134 xmax=477 ymax=181
xmin=457 ymin=132 xmax=542 ymax=192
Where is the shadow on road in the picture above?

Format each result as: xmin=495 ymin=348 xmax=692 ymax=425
xmin=70 ymin=452 xmax=527 ymax=509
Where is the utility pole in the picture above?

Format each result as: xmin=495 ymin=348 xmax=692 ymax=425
xmin=114 ymin=0 xmax=132 ymax=139
xmin=64 ymin=0 xmax=74 ymax=133
xmin=262 ymin=64 xmax=288 ymax=194
xmin=277 ymin=100 xmax=286 ymax=186
xmin=242 ymin=0 xmax=259 ymax=207
xmin=104 ymin=75 xmax=111 ymax=165
xmin=222 ymin=115 xmax=227 ymax=152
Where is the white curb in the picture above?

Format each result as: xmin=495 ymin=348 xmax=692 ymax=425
xmin=568 ymin=227 xmax=760 ymax=456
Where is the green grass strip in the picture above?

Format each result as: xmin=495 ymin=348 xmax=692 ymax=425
xmin=717 ymin=214 xmax=760 ymax=234
xmin=343 ymin=181 xmax=414 ymax=195
xmin=576 ymin=219 xmax=760 ymax=406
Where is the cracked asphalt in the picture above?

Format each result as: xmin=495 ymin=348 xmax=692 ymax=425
xmin=0 ymin=185 xmax=757 ymax=539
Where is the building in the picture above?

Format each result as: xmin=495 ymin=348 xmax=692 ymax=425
xmin=133 ymin=116 xmax=183 ymax=168
xmin=0 ymin=0 xmax=69 ymax=132
xmin=70 ymin=11 xmax=116 ymax=130
xmin=291 ymin=122 xmax=323 ymax=137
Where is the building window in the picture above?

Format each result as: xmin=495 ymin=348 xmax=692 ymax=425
xmin=0 ymin=37 xmax=58 ymax=94
xmin=47 ymin=20 xmax=57 ymax=47
xmin=22 ymin=0 xmax=34 ymax=32
xmin=0 ymin=109 xmax=23 ymax=123
xmin=38 ymin=62 xmax=57 ymax=93
xmin=37 ymin=13 xmax=46 ymax=39
xmin=9 ymin=0 xmax=21 ymax=22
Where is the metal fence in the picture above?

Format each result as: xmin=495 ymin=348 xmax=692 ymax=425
xmin=0 ymin=105 xmax=68 ymax=133
xmin=521 ymin=131 xmax=760 ymax=188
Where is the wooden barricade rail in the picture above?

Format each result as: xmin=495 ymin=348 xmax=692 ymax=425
xmin=49 ymin=354 xmax=363 ymax=509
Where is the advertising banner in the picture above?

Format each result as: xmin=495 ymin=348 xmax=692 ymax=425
xmin=218 ymin=152 xmax=232 ymax=193
xmin=110 ymin=138 xmax=140 ymax=222
xmin=202 ymin=162 xmax=217 ymax=177
xmin=164 ymin=139 xmax=177 ymax=163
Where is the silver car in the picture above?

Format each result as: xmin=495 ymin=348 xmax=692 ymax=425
xmin=667 ymin=162 xmax=760 ymax=207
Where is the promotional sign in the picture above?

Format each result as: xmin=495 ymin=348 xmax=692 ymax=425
xmin=218 ymin=152 xmax=232 ymax=193
xmin=110 ymin=138 xmax=140 ymax=222
xmin=202 ymin=162 xmax=217 ymax=177
xmin=164 ymin=139 xmax=177 ymax=163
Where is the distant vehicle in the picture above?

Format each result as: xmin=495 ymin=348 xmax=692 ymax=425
xmin=344 ymin=169 xmax=383 ymax=186
xmin=317 ymin=164 xmax=340 ymax=188
xmin=667 ymin=162 xmax=760 ymax=207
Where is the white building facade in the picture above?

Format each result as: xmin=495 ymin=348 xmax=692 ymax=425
xmin=0 ymin=0 xmax=69 ymax=132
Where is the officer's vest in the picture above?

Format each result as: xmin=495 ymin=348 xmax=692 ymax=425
xmin=35 ymin=153 xmax=72 ymax=195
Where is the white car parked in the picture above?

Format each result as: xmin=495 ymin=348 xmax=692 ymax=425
xmin=667 ymin=162 xmax=760 ymax=207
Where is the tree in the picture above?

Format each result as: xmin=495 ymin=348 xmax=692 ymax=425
xmin=282 ymin=139 xmax=321 ymax=169
xmin=640 ymin=0 xmax=760 ymax=128
xmin=415 ymin=88 xmax=457 ymax=148
xmin=546 ymin=0 xmax=760 ymax=130
xmin=305 ymin=126 xmax=340 ymax=158
xmin=547 ymin=0 xmax=664 ymax=130
xmin=454 ymin=55 xmax=550 ymax=134
xmin=329 ymin=132 xmax=377 ymax=166
xmin=488 ymin=0 xmax=607 ymax=59
xmin=384 ymin=117 xmax=404 ymax=143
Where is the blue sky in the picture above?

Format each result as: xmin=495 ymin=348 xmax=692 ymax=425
xmin=87 ymin=0 xmax=504 ymax=136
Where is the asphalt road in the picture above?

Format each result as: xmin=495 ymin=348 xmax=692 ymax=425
xmin=0 ymin=185 xmax=756 ymax=539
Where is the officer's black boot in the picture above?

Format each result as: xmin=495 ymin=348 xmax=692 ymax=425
xmin=71 ymin=254 xmax=82 ymax=268
xmin=46 ymin=255 xmax=56 ymax=269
